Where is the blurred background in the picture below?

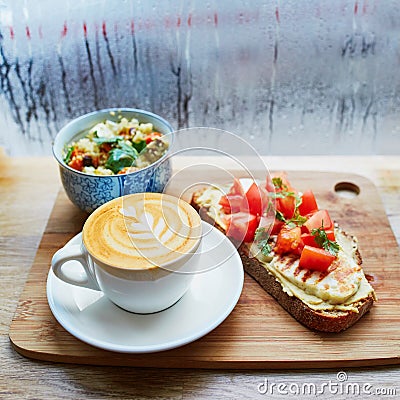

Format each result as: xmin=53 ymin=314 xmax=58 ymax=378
xmin=0 ymin=0 xmax=399 ymax=156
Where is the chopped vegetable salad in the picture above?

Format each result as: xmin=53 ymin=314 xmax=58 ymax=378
xmin=63 ymin=116 xmax=169 ymax=175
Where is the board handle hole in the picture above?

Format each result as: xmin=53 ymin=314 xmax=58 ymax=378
xmin=334 ymin=182 xmax=360 ymax=198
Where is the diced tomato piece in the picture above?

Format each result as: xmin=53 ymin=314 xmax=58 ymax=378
xmin=219 ymin=178 xmax=247 ymax=214
xmin=301 ymin=233 xmax=315 ymax=247
xmin=326 ymin=229 xmax=335 ymax=241
xmin=219 ymin=195 xmax=232 ymax=214
xmin=226 ymin=212 xmax=259 ymax=243
xmin=219 ymin=178 xmax=245 ymax=214
xmin=298 ymin=190 xmax=318 ymax=216
xmin=303 ymin=209 xmax=333 ymax=232
xmin=274 ymin=225 xmax=304 ymax=255
xmin=276 ymin=195 xmax=296 ymax=219
xmin=100 ymin=143 xmax=112 ymax=152
xmin=243 ymin=182 xmax=264 ymax=216
xmin=68 ymin=157 xmax=83 ymax=171
xmin=70 ymin=148 xmax=83 ymax=158
xmin=299 ymin=245 xmax=336 ymax=271
xmin=145 ymin=131 xmax=162 ymax=144
xmin=229 ymin=178 xmax=245 ymax=196
xmin=301 ymin=230 xmax=335 ymax=248
xmin=219 ymin=194 xmax=243 ymax=214
xmin=271 ymin=218 xmax=284 ymax=235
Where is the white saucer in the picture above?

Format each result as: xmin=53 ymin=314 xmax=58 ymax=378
xmin=46 ymin=221 xmax=244 ymax=353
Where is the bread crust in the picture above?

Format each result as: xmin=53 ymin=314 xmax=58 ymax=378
xmin=191 ymin=191 xmax=375 ymax=333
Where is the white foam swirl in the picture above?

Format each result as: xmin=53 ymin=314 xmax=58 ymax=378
xmin=83 ymin=193 xmax=201 ymax=269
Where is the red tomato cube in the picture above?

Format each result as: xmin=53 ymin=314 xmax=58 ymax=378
xmin=226 ymin=212 xmax=259 ymax=243
xmin=299 ymin=245 xmax=336 ymax=271
xmin=303 ymin=209 xmax=333 ymax=232
xmin=298 ymin=190 xmax=318 ymax=216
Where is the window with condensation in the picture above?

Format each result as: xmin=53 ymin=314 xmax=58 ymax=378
xmin=0 ymin=0 xmax=399 ymax=156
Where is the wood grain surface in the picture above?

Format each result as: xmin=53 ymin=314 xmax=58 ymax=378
xmin=8 ymin=171 xmax=400 ymax=369
xmin=1 ymin=151 xmax=400 ymax=399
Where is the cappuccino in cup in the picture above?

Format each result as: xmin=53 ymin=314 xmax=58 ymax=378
xmin=83 ymin=193 xmax=202 ymax=270
xmin=52 ymin=193 xmax=202 ymax=313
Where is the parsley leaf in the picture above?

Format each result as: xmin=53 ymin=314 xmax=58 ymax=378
xmin=272 ymin=177 xmax=283 ymax=189
xmin=271 ymin=190 xmax=296 ymax=199
xmin=289 ymin=214 xmax=308 ymax=226
xmin=275 ymin=210 xmax=307 ymax=228
xmin=286 ymin=215 xmax=308 ymax=229
xmin=311 ymin=226 xmax=340 ymax=256
xmin=254 ymin=227 xmax=272 ymax=256
xmin=324 ymin=240 xmax=340 ymax=256
xmin=64 ymin=146 xmax=74 ymax=164
xmin=294 ymin=194 xmax=303 ymax=210
xmin=261 ymin=243 xmax=272 ymax=256
xmin=276 ymin=210 xmax=286 ymax=222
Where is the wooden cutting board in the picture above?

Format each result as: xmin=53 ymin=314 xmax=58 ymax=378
xmin=9 ymin=172 xmax=400 ymax=368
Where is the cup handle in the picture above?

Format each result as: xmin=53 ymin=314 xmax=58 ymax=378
xmin=51 ymin=244 xmax=100 ymax=290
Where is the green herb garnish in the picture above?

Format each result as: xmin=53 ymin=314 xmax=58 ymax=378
xmin=132 ymin=140 xmax=147 ymax=153
xmin=276 ymin=210 xmax=286 ymax=222
xmin=93 ymin=136 xmax=124 ymax=145
xmin=271 ymin=190 xmax=296 ymax=199
xmin=254 ymin=227 xmax=272 ymax=256
xmin=275 ymin=208 xmax=307 ymax=228
xmin=64 ymin=146 xmax=74 ymax=164
xmin=311 ymin=225 xmax=340 ymax=256
xmin=272 ymin=177 xmax=283 ymax=189
xmin=118 ymin=141 xmax=139 ymax=158
xmin=105 ymin=143 xmax=139 ymax=173
xmin=294 ymin=194 xmax=303 ymax=210
xmin=286 ymin=214 xmax=308 ymax=229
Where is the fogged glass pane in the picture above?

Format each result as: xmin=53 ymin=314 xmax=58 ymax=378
xmin=0 ymin=0 xmax=399 ymax=155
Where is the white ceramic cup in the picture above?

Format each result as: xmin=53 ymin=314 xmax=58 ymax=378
xmin=51 ymin=193 xmax=202 ymax=314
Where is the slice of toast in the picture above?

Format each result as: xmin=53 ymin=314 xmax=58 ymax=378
xmin=191 ymin=189 xmax=375 ymax=333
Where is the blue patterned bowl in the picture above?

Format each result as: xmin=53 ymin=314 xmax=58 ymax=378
xmin=53 ymin=108 xmax=174 ymax=213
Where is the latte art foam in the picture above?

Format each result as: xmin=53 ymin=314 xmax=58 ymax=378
xmin=83 ymin=193 xmax=202 ymax=269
